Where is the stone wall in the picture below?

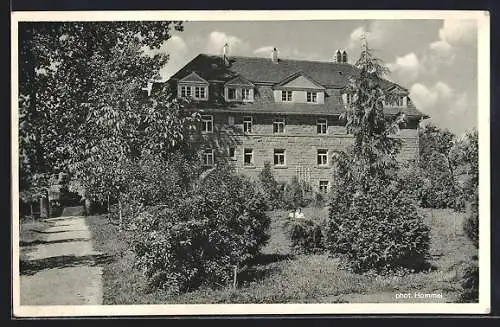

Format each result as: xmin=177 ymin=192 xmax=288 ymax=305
xmin=200 ymin=112 xmax=419 ymax=191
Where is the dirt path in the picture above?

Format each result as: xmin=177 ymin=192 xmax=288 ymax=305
xmin=20 ymin=215 xmax=106 ymax=305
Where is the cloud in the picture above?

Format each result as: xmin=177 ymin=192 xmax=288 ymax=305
xmin=348 ymin=21 xmax=403 ymax=50
xmin=410 ymin=82 xmax=475 ymax=134
xmin=388 ymin=52 xmax=421 ymax=84
xmin=426 ymin=19 xmax=476 ymax=64
xmin=254 ymin=45 xmax=275 ymax=56
xmin=205 ymin=31 xmax=249 ymax=55
xmin=438 ymin=19 xmax=477 ymax=47
xmin=157 ymin=35 xmax=190 ymax=81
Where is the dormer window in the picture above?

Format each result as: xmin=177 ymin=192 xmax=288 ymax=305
xmin=242 ymin=88 xmax=251 ymax=100
xmin=224 ymin=76 xmax=255 ymax=102
xmin=178 ymin=72 xmax=209 ymax=101
xmin=180 ymin=85 xmax=191 ymax=97
xmin=227 ymin=88 xmax=236 ymax=100
xmin=395 ymin=96 xmax=405 ymax=107
xmin=282 ymin=91 xmax=292 ymax=102
xmin=274 ymin=72 xmax=325 ymax=104
xmin=307 ymin=92 xmax=317 ymax=103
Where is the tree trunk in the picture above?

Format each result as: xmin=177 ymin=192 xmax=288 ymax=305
xmin=30 ymin=202 xmax=34 ymax=223
xmin=40 ymin=198 xmax=47 ymax=219
xmin=118 ymin=193 xmax=123 ymax=232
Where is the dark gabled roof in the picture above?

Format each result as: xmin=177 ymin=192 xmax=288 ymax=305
xmin=170 ymin=54 xmax=360 ymax=87
xmin=168 ymin=54 xmax=428 ymax=119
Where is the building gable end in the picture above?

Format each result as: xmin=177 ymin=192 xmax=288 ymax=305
xmin=225 ymin=75 xmax=255 ymax=87
xmin=179 ymin=71 xmax=209 ymax=85
xmin=274 ymin=72 xmax=325 ymax=91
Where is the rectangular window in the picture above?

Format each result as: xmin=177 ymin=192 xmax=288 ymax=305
xmin=181 ymin=86 xmax=187 ymax=97
xmin=319 ymin=180 xmax=329 ymax=193
xmin=202 ymin=149 xmax=214 ymax=166
xmin=346 ymin=93 xmax=354 ymax=105
xmin=186 ymin=86 xmax=191 ymax=97
xmin=227 ymin=88 xmax=236 ymax=100
xmin=228 ymin=115 xmax=235 ymax=126
xmin=201 ymin=115 xmax=213 ymax=133
xmin=244 ymin=148 xmax=253 ymax=166
xmin=229 ymin=147 xmax=236 ymax=160
xmin=317 ymin=149 xmax=328 ymax=166
xmin=396 ymin=96 xmax=405 ymax=106
xmin=242 ymin=88 xmax=251 ymax=100
xmin=274 ymin=149 xmax=286 ymax=166
xmin=194 ymin=86 xmax=207 ymax=99
xmin=307 ymin=92 xmax=317 ymax=103
xmin=243 ymin=116 xmax=253 ymax=133
xmin=317 ymin=118 xmax=327 ymax=134
xmin=281 ymin=90 xmax=292 ymax=102
xmin=273 ymin=117 xmax=285 ymax=134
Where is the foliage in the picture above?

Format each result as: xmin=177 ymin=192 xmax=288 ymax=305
xmin=284 ymin=216 xmax=324 ymax=254
xmin=18 ymin=21 xmax=192 ymax=224
xmin=258 ymin=161 xmax=285 ymax=210
xmin=133 ymin=165 xmax=271 ymax=293
xmin=327 ymin=176 xmax=431 ymax=274
xmin=459 ymin=262 xmax=479 ymax=303
xmin=418 ymin=124 xmax=462 ymax=209
xmin=282 ymin=176 xmax=312 ymax=210
xmin=326 ymin=41 xmax=430 ymax=274
xmin=459 ymin=129 xmax=479 ymax=302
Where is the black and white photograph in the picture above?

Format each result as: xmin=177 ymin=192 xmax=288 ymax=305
xmin=11 ymin=10 xmax=490 ymax=316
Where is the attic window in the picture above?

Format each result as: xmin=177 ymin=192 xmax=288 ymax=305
xmin=395 ymin=96 xmax=405 ymax=107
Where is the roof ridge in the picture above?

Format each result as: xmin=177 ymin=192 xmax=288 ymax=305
xmin=199 ymin=53 xmax=356 ymax=66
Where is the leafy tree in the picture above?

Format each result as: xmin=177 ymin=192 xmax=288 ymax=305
xmin=326 ymin=40 xmax=430 ymax=274
xmin=18 ymin=22 xmax=195 ymax=226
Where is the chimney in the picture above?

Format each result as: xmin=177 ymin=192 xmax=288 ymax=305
xmin=222 ymin=43 xmax=229 ymax=66
xmin=271 ymin=47 xmax=279 ymax=63
xmin=335 ymin=49 xmax=342 ymax=63
xmin=342 ymin=50 xmax=348 ymax=63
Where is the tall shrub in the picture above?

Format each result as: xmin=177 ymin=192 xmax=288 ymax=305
xmin=326 ymin=40 xmax=430 ymax=274
xmin=133 ymin=164 xmax=270 ymax=293
xmin=258 ymin=161 xmax=284 ymax=209
xmin=459 ymin=129 xmax=479 ymax=302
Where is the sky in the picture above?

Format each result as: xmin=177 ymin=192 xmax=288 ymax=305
xmin=156 ymin=19 xmax=478 ymax=135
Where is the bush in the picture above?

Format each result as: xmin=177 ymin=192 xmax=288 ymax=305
xmin=282 ymin=177 xmax=312 ymax=210
xmin=397 ymin=162 xmax=425 ymax=206
xmin=463 ymin=195 xmax=479 ymax=249
xmin=133 ymin=165 xmax=270 ymax=293
xmin=285 ymin=216 xmax=324 ymax=254
xmin=459 ymin=262 xmax=479 ymax=303
xmin=258 ymin=161 xmax=285 ymax=210
xmin=327 ymin=180 xmax=431 ymax=274
xmin=420 ymin=172 xmax=460 ymax=209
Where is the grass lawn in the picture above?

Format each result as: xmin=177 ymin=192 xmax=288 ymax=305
xmin=86 ymin=206 xmax=477 ymax=304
